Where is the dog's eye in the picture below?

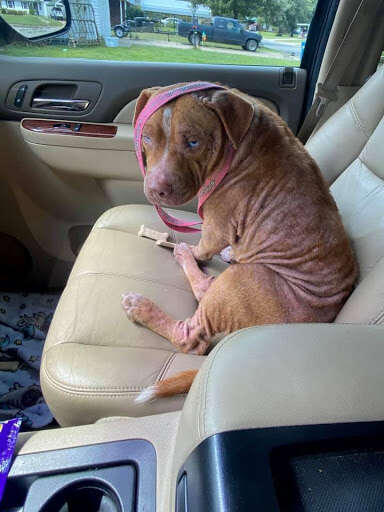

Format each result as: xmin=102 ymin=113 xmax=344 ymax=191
xmin=143 ymin=135 xmax=152 ymax=144
xmin=187 ymin=139 xmax=199 ymax=148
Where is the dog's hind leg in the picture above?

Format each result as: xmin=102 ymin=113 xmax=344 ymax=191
xmin=174 ymin=243 xmax=215 ymax=301
xmin=121 ymin=292 xmax=211 ymax=355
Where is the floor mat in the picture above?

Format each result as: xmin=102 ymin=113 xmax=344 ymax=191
xmin=0 ymin=292 xmax=59 ymax=430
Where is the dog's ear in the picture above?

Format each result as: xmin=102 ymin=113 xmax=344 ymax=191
xmin=133 ymin=87 xmax=162 ymax=126
xmin=204 ymin=89 xmax=254 ymax=149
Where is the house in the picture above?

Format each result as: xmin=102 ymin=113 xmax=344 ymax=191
xmin=138 ymin=0 xmax=211 ymax=18
xmin=109 ymin=0 xmax=124 ymax=26
xmin=0 ymin=0 xmax=48 ymax=16
xmin=108 ymin=0 xmax=212 ymax=26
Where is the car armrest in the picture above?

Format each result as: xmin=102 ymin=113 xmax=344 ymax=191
xmin=173 ymin=323 xmax=384 ymax=470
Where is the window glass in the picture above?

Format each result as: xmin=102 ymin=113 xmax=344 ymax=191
xmin=1 ymin=0 xmax=318 ymax=68
xmin=215 ymin=18 xmax=226 ymax=29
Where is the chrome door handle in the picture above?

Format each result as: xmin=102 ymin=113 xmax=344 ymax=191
xmin=31 ymin=98 xmax=90 ymax=111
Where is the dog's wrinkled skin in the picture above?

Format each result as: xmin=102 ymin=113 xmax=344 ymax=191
xmin=122 ymin=83 xmax=358 ymax=357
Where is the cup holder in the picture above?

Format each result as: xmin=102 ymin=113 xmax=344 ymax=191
xmin=40 ymin=479 xmax=122 ymax=512
xmin=18 ymin=445 xmax=146 ymax=512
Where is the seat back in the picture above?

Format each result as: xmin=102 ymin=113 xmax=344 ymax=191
xmin=306 ymin=67 xmax=384 ymax=323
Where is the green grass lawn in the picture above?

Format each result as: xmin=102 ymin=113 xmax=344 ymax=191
xmin=120 ymin=31 xmax=278 ymax=53
xmin=2 ymin=43 xmax=300 ymax=66
xmin=259 ymin=31 xmax=301 ymax=42
xmin=2 ymin=14 xmax=63 ymax=27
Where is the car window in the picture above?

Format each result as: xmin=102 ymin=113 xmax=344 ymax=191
xmin=215 ymin=18 xmax=226 ymax=30
xmin=1 ymin=0 xmax=318 ymax=68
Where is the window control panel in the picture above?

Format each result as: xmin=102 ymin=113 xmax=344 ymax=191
xmin=21 ymin=119 xmax=117 ymax=138
xmin=14 ymin=84 xmax=28 ymax=108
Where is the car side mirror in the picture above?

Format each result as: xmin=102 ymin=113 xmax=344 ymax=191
xmin=0 ymin=0 xmax=71 ymax=42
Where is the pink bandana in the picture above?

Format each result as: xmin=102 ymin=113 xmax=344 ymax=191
xmin=134 ymin=81 xmax=235 ymax=233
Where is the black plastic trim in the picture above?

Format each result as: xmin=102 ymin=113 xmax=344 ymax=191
xmin=177 ymin=421 xmax=384 ymax=511
xmin=3 ymin=439 xmax=156 ymax=511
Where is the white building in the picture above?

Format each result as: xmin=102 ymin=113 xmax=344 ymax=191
xmin=138 ymin=0 xmax=211 ymax=18
xmin=0 ymin=0 xmax=48 ymax=16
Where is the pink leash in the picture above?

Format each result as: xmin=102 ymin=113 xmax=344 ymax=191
xmin=134 ymin=81 xmax=235 ymax=233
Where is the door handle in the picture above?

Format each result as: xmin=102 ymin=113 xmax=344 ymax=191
xmin=31 ymin=98 xmax=90 ymax=112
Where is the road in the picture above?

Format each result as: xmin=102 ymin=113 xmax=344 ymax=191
xmin=261 ymin=39 xmax=303 ymax=58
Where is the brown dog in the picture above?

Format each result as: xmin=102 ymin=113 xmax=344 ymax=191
xmin=122 ymin=83 xmax=358 ymax=401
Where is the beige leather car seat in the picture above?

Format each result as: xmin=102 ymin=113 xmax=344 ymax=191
xmin=41 ymin=67 xmax=384 ymax=427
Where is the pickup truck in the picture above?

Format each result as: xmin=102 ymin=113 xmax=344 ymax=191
xmin=178 ymin=16 xmax=262 ymax=51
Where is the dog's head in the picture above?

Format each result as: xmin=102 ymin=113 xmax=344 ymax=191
xmin=134 ymin=83 xmax=254 ymax=207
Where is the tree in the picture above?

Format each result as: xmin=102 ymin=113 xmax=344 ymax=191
xmin=284 ymin=0 xmax=316 ymax=36
xmin=125 ymin=2 xmax=144 ymax=19
xmin=202 ymin=0 xmax=255 ymax=20
xmin=190 ymin=0 xmax=201 ymax=21
xmin=252 ymin=0 xmax=287 ymax=31
xmin=197 ymin=0 xmax=317 ymax=31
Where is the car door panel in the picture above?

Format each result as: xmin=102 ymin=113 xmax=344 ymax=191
xmin=0 ymin=57 xmax=307 ymax=287
xmin=0 ymin=57 xmax=306 ymax=129
xmin=20 ymin=120 xmax=137 ymax=179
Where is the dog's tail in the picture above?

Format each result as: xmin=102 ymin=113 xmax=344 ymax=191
xmin=135 ymin=369 xmax=198 ymax=403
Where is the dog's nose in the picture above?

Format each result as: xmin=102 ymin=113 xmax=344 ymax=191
xmin=150 ymin=177 xmax=173 ymax=199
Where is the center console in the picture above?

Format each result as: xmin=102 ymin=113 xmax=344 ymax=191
xmin=5 ymin=324 xmax=384 ymax=511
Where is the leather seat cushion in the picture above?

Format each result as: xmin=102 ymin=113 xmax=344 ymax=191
xmin=41 ymin=205 xmax=227 ymax=426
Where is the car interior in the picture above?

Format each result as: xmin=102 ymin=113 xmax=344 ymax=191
xmin=0 ymin=0 xmax=384 ymax=510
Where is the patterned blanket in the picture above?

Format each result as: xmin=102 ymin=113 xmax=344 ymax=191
xmin=0 ymin=292 xmax=59 ymax=429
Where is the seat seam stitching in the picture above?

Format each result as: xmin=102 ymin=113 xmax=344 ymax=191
xmin=368 ymin=308 xmax=384 ymax=325
xmin=44 ymin=341 xmax=176 ymax=353
xmin=349 ymin=98 xmax=370 ymax=140
xmin=157 ymin=353 xmax=177 ymax=381
xmin=94 ymin=225 xmax=148 ymax=236
xmin=94 ymin=220 xmax=199 ymax=241
xmin=71 ymin=271 xmax=194 ymax=295
xmin=42 ymin=362 xmax=153 ymax=393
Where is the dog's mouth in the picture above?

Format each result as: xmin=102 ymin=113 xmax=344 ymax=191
xmin=145 ymin=192 xmax=190 ymax=208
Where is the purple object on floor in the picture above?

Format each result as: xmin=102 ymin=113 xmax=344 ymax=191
xmin=0 ymin=418 xmax=22 ymax=502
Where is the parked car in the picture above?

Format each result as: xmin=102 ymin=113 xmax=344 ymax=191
xmin=113 ymin=16 xmax=154 ymax=38
xmin=133 ymin=16 xmax=154 ymax=28
xmin=178 ymin=16 xmax=262 ymax=51
xmin=50 ymin=6 xmax=64 ymax=20
xmin=161 ymin=17 xmax=183 ymax=26
xmin=112 ymin=19 xmax=132 ymax=38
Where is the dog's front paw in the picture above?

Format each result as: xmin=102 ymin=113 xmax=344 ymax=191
xmin=121 ymin=292 xmax=154 ymax=324
xmin=174 ymin=242 xmax=195 ymax=266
